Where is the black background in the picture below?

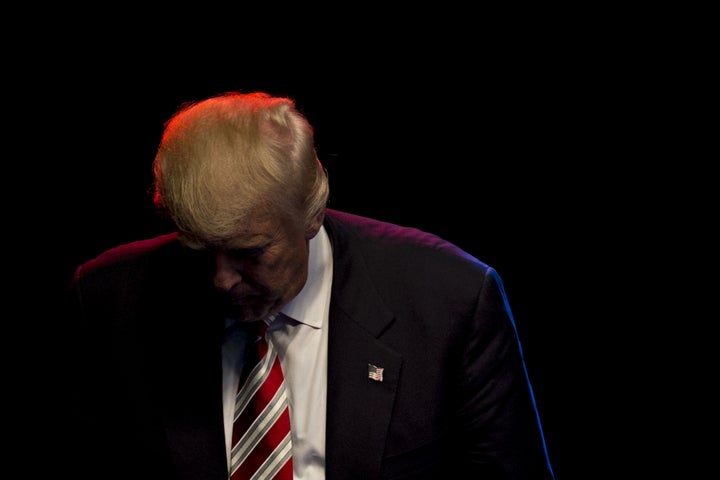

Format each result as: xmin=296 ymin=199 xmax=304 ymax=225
xmin=57 ymin=69 xmax=582 ymax=477
xmin=35 ymin=24 xmax=688 ymax=477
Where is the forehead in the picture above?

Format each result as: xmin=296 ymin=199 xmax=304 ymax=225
xmin=222 ymin=214 xmax=283 ymax=250
xmin=223 ymin=205 xmax=312 ymax=251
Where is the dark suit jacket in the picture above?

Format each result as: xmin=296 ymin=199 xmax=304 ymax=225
xmin=62 ymin=209 xmax=554 ymax=480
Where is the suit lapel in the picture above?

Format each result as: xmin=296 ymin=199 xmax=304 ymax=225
xmin=326 ymin=309 xmax=401 ymax=479
xmin=324 ymin=211 xmax=400 ymax=478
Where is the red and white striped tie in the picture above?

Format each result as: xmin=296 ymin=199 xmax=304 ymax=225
xmin=230 ymin=321 xmax=293 ymax=480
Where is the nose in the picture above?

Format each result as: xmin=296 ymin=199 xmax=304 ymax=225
xmin=213 ymin=251 xmax=242 ymax=292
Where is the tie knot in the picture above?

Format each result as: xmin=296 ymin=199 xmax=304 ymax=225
xmin=255 ymin=321 xmax=269 ymax=357
xmin=257 ymin=321 xmax=268 ymax=341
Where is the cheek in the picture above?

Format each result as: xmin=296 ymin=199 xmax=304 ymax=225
xmin=270 ymin=249 xmax=309 ymax=289
xmin=257 ymin=237 xmax=310 ymax=293
xmin=248 ymin=256 xmax=294 ymax=290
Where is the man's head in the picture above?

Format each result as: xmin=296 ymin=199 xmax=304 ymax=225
xmin=153 ymin=91 xmax=329 ymax=321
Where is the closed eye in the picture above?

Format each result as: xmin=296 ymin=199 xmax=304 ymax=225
xmin=227 ymin=246 xmax=267 ymax=260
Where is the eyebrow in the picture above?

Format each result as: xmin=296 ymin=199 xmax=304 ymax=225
xmin=226 ymin=243 xmax=270 ymax=255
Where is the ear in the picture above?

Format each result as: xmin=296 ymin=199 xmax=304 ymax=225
xmin=305 ymin=208 xmax=326 ymax=239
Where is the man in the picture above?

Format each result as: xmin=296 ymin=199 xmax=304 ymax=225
xmin=64 ymin=91 xmax=555 ymax=479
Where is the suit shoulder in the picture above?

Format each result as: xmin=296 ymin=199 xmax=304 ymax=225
xmin=325 ymin=209 xmax=487 ymax=262
xmin=324 ymin=209 xmax=490 ymax=274
xmin=73 ymin=232 xmax=179 ymax=279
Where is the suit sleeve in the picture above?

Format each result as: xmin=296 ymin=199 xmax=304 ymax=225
xmin=459 ymin=267 xmax=555 ymax=479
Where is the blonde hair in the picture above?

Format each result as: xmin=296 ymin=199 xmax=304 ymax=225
xmin=153 ymin=91 xmax=329 ymax=248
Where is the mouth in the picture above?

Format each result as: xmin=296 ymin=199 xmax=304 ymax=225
xmin=222 ymin=301 xmax=274 ymax=323
xmin=215 ymin=287 xmax=260 ymax=304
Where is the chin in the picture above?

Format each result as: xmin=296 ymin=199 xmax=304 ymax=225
xmin=225 ymin=302 xmax=277 ymax=323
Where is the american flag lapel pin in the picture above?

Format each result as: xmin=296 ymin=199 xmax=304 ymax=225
xmin=368 ymin=363 xmax=384 ymax=382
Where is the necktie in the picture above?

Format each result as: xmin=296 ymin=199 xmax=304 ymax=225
xmin=230 ymin=320 xmax=293 ymax=480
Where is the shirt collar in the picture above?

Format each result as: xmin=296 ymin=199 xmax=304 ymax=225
xmin=279 ymin=225 xmax=332 ymax=329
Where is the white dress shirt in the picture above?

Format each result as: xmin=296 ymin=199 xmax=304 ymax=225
xmin=222 ymin=226 xmax=332 ymax=479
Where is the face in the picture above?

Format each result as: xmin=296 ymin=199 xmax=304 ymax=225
xmin=211 ymin=210 xmax=323 ymax=323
